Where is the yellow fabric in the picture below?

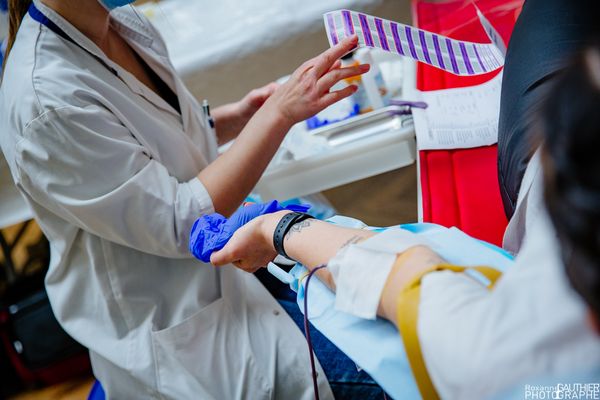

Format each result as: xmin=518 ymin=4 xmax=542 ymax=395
xmin=396 ymin=264 xmax=502 ymax=400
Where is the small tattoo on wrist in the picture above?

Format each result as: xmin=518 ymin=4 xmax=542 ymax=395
xmin=285 ymin=219 xmax=313 ymax=240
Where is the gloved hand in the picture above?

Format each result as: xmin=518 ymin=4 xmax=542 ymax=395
xmin=189 ymin=200 xmax=310 ymax=263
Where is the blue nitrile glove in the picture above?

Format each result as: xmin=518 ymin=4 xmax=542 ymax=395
xmin=189 ymin=200 xmax=310 ymax=263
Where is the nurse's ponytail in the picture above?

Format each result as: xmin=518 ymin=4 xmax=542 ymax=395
xmin=2 ymin=0 xmax=32 ymax=73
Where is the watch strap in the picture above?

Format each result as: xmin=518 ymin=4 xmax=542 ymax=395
xmin=273 ymin=212 xmax=313 ymax=260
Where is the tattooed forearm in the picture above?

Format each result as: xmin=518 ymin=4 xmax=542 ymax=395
xmin=340 ymin=235 xmax=364 ymax=249
xmin=285 ymin=219 xmax=314 ymax=240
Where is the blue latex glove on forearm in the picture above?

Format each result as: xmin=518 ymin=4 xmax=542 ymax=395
xmin=189 ymin=200 xmax=310 ymax=263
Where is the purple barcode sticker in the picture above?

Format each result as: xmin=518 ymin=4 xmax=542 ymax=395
xmin=326 ymin=13 xmax=339 ymax=46
xmin=323 ymin=9 xmax=505 ymax=76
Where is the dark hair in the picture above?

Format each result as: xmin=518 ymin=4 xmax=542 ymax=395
xmin=542 ymin=44 xmax=600 ymax=318
xmin=1 ymin=0 xmax=33 ymax=73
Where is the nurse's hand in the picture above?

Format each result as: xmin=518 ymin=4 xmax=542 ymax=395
xmin=239 ymin=82 xmax=280 ymax=118
xmin=212 ymin=82 xmax=280 ymax=145
xmin=265 ymin=35 xmax=369 ymax=126
xmin=197 ymin=35 xmax=368 ymax=217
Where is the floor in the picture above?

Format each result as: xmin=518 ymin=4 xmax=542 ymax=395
xmin=324 ymin=165 xmax=418 ymax=227
xmin=9 ymin=378 xmax=96 ymax=400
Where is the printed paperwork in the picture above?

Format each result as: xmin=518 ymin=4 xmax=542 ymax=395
xmin=411 ymin=72 xmax=503 ymax=150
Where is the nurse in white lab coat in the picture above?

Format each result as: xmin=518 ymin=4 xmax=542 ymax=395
xmin=0 ymin=0 xmax=368 ymax=398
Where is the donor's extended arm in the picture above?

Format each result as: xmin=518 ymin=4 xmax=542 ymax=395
xmin=210 ymin=210 xmax=446 ymax=326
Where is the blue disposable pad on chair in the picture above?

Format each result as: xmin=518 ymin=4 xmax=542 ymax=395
xmin=289 ymin=218 xmax=514 ymax=398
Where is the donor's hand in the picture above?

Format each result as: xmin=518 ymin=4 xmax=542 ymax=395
xmin=210 ymin=211 xmax=291 ymax=273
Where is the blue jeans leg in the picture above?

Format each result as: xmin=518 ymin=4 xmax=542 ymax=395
xmin=255 ymin=267 xmax=384 ymax=399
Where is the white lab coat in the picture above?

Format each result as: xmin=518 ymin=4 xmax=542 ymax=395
xmin=0 ymin=1 xmax=332 ymax=398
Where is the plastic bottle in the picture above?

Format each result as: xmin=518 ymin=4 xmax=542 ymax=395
xmin=342 ymin=52 xmax=372 ymax=114
xmin=355 ymin=48 xmax=391 ymax=111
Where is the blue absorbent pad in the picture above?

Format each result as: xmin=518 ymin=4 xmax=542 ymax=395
xmin=288 ymin=217 xmax=514 ymax=399
xmin=189 ymin=200 xmax=310 ymax=262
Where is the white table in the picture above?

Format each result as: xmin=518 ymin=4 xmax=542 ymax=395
xmin=254 ymin=58 xmax=418 ymax=201
xmin=254 ymin=121 xmax=416 ymax=201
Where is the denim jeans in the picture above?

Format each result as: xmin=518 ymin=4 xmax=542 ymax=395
xmin=255 ymin=269 xmax=385 ymax=400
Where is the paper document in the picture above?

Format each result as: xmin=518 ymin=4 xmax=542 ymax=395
xmin=411 ymin=72 xmax=502 ymax=150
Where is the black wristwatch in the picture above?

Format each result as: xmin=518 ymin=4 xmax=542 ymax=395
xmin=272 ymin=212 xmax=313 ymax=261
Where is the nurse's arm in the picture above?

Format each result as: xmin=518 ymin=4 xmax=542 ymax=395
xmin=210 ymin=210 xmax=445 ymax=324
xmin=16 ymin=106 xmax=216 ymax=258
xmin=197 ymin=35 xmax=369 ymax=217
